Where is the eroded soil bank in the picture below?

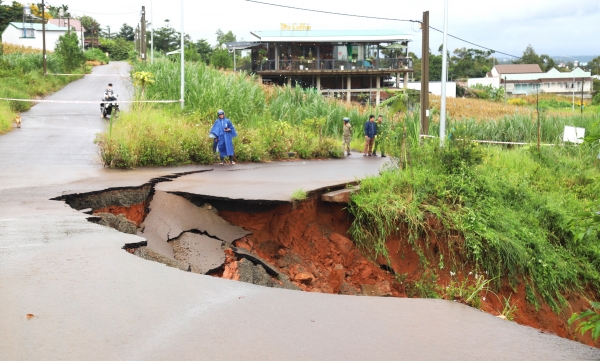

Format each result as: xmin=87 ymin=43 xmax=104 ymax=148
xmin=56 ymin=184 xmax=599 ymax=348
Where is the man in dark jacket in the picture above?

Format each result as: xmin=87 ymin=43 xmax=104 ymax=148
xmin=363 ymin=115 xmax=377 ymax=156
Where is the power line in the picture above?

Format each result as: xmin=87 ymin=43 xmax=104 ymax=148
xmin=68 ymin=9 xmax=140 ymax=15
xmin=245 ymin=0 xmax=419 ymax=24
xmin=245 ymin=0 xmax=521 ymax=59
xmin=428 ymin=25 xmax=520 ymax=58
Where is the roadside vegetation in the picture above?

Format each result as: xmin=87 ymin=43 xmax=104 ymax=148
xmin=0 ymin=36 xmax=88 ymax=133
xmin=98 ymin=59 xmax=374 ymax=167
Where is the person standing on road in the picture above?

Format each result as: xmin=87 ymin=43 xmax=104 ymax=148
xmin=342 ymin=117 xmax=353 ymax=156
xmin=372 ymin=115 xmax=387 ymax=157
xmin=363 ymin=115 xmax=376 ymax=156
xmin=210 ymin=109 xmax=237 ymax=165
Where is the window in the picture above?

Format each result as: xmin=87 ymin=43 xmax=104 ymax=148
xmin=547 ymin=83 xmax=550 ymax=89
xmin=22 ymin=28 xmax=35 ymax=38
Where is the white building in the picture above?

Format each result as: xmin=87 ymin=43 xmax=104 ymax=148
xmin=1 ymin=22 xmax=82 ymax=52
xmin=405 ymin=81 xmax=457 ymax=98
xmin=468 ymin=64 xmax=593 ymax=97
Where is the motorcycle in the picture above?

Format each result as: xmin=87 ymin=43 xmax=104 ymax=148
xmin=101 ymin=95 xmax=120 ymax=119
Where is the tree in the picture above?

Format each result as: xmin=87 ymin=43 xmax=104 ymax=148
xmin=55 ymin=32 xmax=84 ymax=71
xmin=116 ymin=23 xmax=134 ymax=41
xmin=195 ymin=39 xmax=212 ymax=64
xmin=0 ymin=1 xmax=23 ymax=33
xmin=47 ymin=4 xmax=70 ymax=18
xmin=449 ymin=47 xmax=494 ymax=79
xmin=210 ymin=48 xmax=232 ymax=69
xmin=539 ymin=54 xmax=556 ymax=72
xmin=79 ymin=15 xmax=101 ymax=38
xmin=215 ymin=29 xmax=236 ymax=45
xmin=587 ymin=55 xmax=600 ymax=76
xmin=153 ymin=20 xmax=179 ymax=52
xmin=30 ymin=3 xmax=52 ymax=20
xmin=514 ymin=45 xmax=544 ymax=69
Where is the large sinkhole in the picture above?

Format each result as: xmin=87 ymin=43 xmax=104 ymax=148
xmin=53 ymin=173 xmax=400 ymax=297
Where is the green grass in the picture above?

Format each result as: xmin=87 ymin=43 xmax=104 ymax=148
xmin=0 ymin=52 xmax=84 ymax=132
xmin=97 ymin=105 xmax=344 ymax=168
xmin=349 ymin=137 xmax=600 ymax=312
xmin=291 ymin=189 xmax=308 ymax=202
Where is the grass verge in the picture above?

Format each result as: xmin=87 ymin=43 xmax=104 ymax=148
xmin=349 ymin=138 xmax=600 ymax=312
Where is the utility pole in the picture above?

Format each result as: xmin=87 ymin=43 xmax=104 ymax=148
xmin=420 ymin=11 xmax=430 ymax=136
xmin=67 ymin=17 xmax=70 ymax=34
xmin=106 ymin=26 xmax=110 ymax=39
xmin=141 ymin=6 xmax=146 ymax=61
xmin=42 ymin=0 xmax=47 ymax=75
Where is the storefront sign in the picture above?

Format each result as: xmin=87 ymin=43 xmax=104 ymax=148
xmin=280 ymin=23 xmax=312 ymax=31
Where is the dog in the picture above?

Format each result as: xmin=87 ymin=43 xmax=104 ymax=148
xmin=14 ymin=115 xmax=21 ymax=128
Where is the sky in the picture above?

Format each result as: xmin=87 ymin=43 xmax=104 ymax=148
xmin=56 ymin=0 xmax=600 ymax=60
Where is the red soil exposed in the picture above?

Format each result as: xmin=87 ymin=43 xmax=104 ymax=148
xmin=93 ymin=203 xmax=146 ymax=226
xmin=219 ymin=195 xmax=600 ymax=348
xmin=219 ymin=196 xmax=400 ymax=296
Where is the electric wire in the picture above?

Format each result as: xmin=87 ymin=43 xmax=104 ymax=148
xmin=244 ymin=0 xmax=522 ymax=59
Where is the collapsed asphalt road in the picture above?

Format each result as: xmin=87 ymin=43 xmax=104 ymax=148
xmin=0 ymin=62 xmax=599 ymax=361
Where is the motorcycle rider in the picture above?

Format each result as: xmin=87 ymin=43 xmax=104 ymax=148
xmin=101 ymin=83 xmax=117 ymax=118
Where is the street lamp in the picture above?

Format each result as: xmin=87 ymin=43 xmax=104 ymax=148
xmin=222 ymin=43 xmax=237 ymax=72
xmin=439 ymin=0 xmax=449 ymax=146
xmin=180 ymin=0 xmax=184 ymax=109
xmin=151 ymin=0 xmax=154 ymax=63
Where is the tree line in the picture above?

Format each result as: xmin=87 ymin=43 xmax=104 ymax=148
xmin=410 ymin=44 xmax=600 ymax=81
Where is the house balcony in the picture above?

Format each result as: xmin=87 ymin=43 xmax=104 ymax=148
xmin=252 ymin=58 xmax=413 ymax=75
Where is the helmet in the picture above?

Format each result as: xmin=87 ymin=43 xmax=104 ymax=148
xmin=343 ymin=117 xmax=349 ymax=122
xmin=217 ymin=109 xmax=225 ymax=115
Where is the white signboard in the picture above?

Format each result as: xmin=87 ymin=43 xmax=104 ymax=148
xmin=563 ymin=126 xmax=585 ymax=144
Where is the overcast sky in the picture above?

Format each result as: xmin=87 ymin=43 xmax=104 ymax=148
xmin=59 ymin=0 xmax=600 ymax=59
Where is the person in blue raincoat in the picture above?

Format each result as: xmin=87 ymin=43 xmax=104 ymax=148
xmin=210 ymin=109 xmax=238 ymax=165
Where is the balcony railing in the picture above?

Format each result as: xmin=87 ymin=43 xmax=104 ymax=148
xmin=253 ymin=58 xmax=412 ymax=72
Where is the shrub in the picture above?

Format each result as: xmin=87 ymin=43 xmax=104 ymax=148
xmin=99 ymin=38 xmax=134 ymax=61
xmin=507 ymin=98 xmax=527 ymax=106
xmin=84 ymin=48 xmax=109 ymax=64
xmin=210 ymin=48 xmax=233 ymax=69
xmin=54 ymin=32 xmax=85 ymax=72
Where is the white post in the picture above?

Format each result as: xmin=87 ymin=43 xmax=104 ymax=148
xmin=572 ymin=77 xmax=575 ymax=112
xmin=151 ymin=0 xmax=154 ymax=63
xmin=180 ymin=0 xmax=185 ymax=109
xmin=234 ymin=47 xmax=236 ymax=72
xmin=439 ymin=0 xmax=449 ymax=147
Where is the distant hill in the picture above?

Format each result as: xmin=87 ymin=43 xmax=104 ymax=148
xmin=552 ymin=55 xmax=597 ymax=63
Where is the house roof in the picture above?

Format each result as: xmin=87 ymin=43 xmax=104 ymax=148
xmin=494 ymin=64 xmax=543 ymax=74
xmin=48 ymin=19 xmax=85 ymax=32
xmin=250 ymin=30 xmax=413 ymax=43
xmin=8 ymin=22 xmax=67 ymax=31
xmin=504 ymin=67 xmax=591 ymax=82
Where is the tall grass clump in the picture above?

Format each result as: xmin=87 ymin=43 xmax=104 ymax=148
xmin=133 ymin=59 xmax=374 ymax=136
xmin=349 ymin=138 xmax=600 ymax=311
xmin=97 ymin=105 xmax=343 ymax=168
xmin=0 ymin=102 xmax=14 ymax=133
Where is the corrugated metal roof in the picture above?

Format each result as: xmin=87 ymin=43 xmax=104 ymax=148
xmin=9 ymin=22 xmax=67 ymax=31
xmin=251 ymin=30 xmax=413 ymax=42
xmin=494 ymin=64 xmax=542 ymax=74
xmin=504 ymin=67 xmax=591 ymax=81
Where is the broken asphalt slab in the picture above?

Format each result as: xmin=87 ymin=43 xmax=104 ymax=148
xmin=140 ymin=190 xmax=251 ymax=258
